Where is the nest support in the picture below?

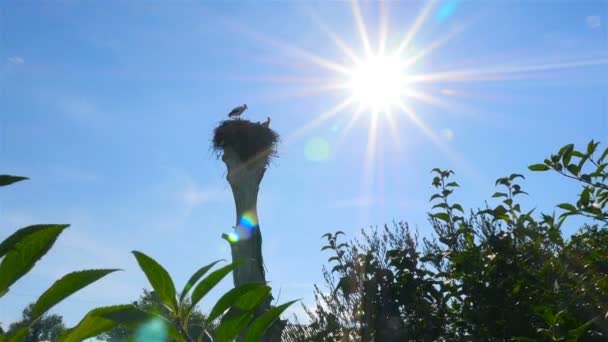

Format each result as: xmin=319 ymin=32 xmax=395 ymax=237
xmin=212 ymin=119 xmax=279 ymax=165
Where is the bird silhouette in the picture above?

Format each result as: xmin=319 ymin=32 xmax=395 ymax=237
xmin=228 ymin=104 xmax=247 ymax=119
xmin=261 ymin=116 xmax=271 ymax=128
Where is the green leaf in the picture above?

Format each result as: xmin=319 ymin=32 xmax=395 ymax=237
xmin=446 ymin=181 xmax=459 ymax=188
xmin=0 ymin=175 xmax=28 ymax=187
xmin=567 ymin=164 xmax=580 ymax=176
xmin=464 ymin=233 xmax=474 ymax=245
xmin=509 ymin=173 xmax=525 ymax=181
xmin=429 ymin=194 xmax=442 ymax=202
xmin=587 ymin=140 xmax=598 ymax=155
xmin=562 ymin=144 xmax=574 ymax=165
xmin=432 ymin=203 xmax=449 ymax=210
xmin=131 ymin=251 xmax=177 ymax=313
xmin=492 ymin=192 xmax=508 ymax=198
xmin=528 ymin=164 xmax=550 ymax=171
xmin=432 ymin=212 xmax=451 ymax=223
xmin=58 ymin=305 xmax=135 ymax=342
xmin=432 ymin=176 xmax=441 ymax=187
xmin=100 ymin=305 xmax=151 ymax=324
xmin=557 ymin=203 xmax=577 ymax=212
xmin=0 ymin=225 xmax=69 ymax=297
xmin=568 ymin=317 xmax=596 ymax=339
xmin=540 ymin=308 xmax=556 ymax=326
xmin=242 ymin=300 xmax=298 ymax=342
xmin=493 ymin=205 xmax=508 ymax=216
xmin=189 ymin=262 xmax=239 ymax=315
xmin=180 ymin=260 xmax=224 ymax=304
xmin=451 ymin=203 xmax=464 ymax=213
xmin=593 ymin=163 xmax=607 ymax=177
xmin=0 ymin=224 xmax=68 ymax=258
xmin=598 ymin=147 xmax=608 ymax=163
xmin=31 ymin=269 xmax=120 ymax=321
xmin=207 ymin=283 xmax=270 ymax=322
xmin=215 ymin=312 xmax=253 ymax=342
xmin=581 ymin=187 xmax=591 ymax=206
xmin=6 ymin=327 xmax=28 ymax=342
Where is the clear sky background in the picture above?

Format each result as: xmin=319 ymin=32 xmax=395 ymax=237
xmin=1 ymin=0 xmax=607 ymax=329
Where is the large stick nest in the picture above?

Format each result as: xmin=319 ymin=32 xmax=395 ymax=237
xmin=212 ymin=119 xmax=279 ymax=163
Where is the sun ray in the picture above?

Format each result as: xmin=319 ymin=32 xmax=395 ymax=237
xmin=396 ymin=0 xmax=438 ymax=55
xmin=400 ymin=24 xmax=466 ymax=69
xmin=230 ymin=75 xmax=340 ymax=85
xmin=395 ymin=101 xmax=444 ymax=148
xmin=284 ymin=96 xmax=356 ymax=143
xmin=255 ymin=83 xmax=352 ymax=104
xmin=360 ymin=111 xmax=380 ymax=202
xmin=384 ymin=109 xmax=402 ymax=149
xmin=408 ymin=58 xmax=608 ymax=84
xmin=378 ymin=0 xmax=389 ymax=55
xmin=404 ymin=89 xmax=455 ymax=111
xmin=334 ymin=105 xmax=366 ymax=151
xmin=304 ymin=8 xmax=362 ymax=65
xmin=220 ymin=15 xmax=352 ymax=75
xmin=351 ymin=0 xmax=373 ymax=57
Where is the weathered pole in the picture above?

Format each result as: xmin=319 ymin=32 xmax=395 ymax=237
xmin=212 ymin=118 xmax=283 ymax=341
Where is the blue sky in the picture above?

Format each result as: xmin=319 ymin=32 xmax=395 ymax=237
xmin=1 ymin=0 xmax=607 ymax=329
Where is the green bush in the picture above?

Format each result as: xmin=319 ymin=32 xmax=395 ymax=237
xmin=298 ymin=140 xmax=607 ymax=341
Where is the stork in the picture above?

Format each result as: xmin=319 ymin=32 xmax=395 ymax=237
xmin=228 ymin=104 xmax=247 ymax=119
xmin=261 ymin=116 xmax=271 ymax=128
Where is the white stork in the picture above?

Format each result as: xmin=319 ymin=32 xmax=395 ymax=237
xmin=261 ymin=116 xmax=271 ymax=128
xmin=228 ymin=104 xmax=247 ymax=119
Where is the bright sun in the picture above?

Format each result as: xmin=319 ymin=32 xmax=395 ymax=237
xmin=349 ymin=54 xmax=408 ymax=112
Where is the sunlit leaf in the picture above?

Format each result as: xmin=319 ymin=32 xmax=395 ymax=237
xmin=215 ymin=312 xmax=253 ymax=342
xmin=31 ymin=269 xmax=120 ymax=322
xmin=242 ymin=300 xmax=297 ymax=342
xmin=207 ymin=283 xmax=270 ymax=323
xmin=58 ymin=305 xmax=136 ymax=342
xmin=0 ymin=225 xmax=68 ymax=297
xmin=131 ymin=251 xmax=177 ymax=313
xmin=189 ymin=262 xmax=239 ymax=315
xmin=180 ymin=260 xmax=224 ymax=304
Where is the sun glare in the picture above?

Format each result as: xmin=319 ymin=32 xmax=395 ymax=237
xmin=349 ymin=54 xmax=408 ymax=111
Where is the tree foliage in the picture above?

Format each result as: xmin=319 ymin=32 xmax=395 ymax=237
xmin=298 ymin=140 xmax=608 ymax=341
xmin=5 ymin=303 xmax=66 ymax=342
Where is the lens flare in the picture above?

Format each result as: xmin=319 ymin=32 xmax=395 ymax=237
xmin=227 ymin=231 xmax=240 ymax=243
xmin=240 ymin=210 xmax=258 ymax=228
xmin=305 ymin=137 xmax=331 ymax=162
xmin=135 ymin=318 xmax=168 ymax=342
xmin=436 ymin=0 xmax=461 ymax=22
